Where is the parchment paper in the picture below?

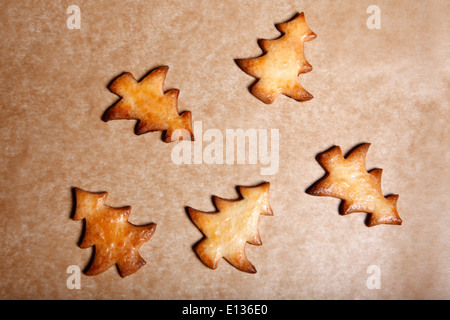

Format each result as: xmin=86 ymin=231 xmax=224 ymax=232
xmin=0 ymin=0 xmax=448 ymax=299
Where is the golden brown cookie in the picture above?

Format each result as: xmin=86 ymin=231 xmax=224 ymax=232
xmin=73 ymin=188 xmax=156 ymax=277
xmin=306 ymin=143 xmax=402 ymax=227
xmin=188 ymin=182 xmax=273 ymax=273
xmin=103 ymin=66 xmax=194 ymax=142
xmin=236 ymin=12 xmax=316 ymax=104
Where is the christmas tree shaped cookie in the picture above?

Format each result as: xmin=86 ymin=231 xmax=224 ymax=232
xmin=73 ymin=188 xmax=157 ymax=277
xmin=236 ymin=12 xmax=316 ymax=104
xmin=306 ymin=143 xmax=402 ymax=226
xmin=188 ymin=182 xmax=273 ymax=273
xmin=103 ymin=66 xmax=194 ymax=142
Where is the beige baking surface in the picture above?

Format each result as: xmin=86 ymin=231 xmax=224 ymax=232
xmin=0 ymin=0 xmax=448 ymax=299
